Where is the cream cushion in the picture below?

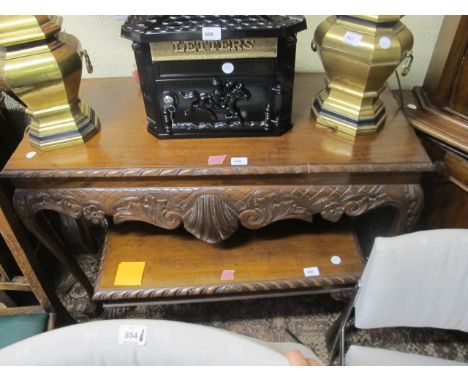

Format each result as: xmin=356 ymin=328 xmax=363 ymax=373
xmin=345 ymin=345 xmax=467 ymax=366
xmin=0 ymin=319 xmax=321 ymax=365
xmin=355 ymin=229 xmax=468 ymax=331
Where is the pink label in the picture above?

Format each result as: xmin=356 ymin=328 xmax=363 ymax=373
xmin=220 ymin=270 xmax=235 ymax=280
xmin=208 ymin=155 xmax=226 ymax=165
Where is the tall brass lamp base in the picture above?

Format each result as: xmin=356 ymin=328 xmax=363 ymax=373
xmin=311 ymin=16 xmax=413 ymax=136
xmin=0 ymin=16 xmax=100 ymax=151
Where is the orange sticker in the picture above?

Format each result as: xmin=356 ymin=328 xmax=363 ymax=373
xmin=114 ymin=262 xmax=146 ymax=286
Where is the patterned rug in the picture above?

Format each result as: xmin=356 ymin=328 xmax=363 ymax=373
xmin=56 ymin=254 xmax=468 ymax=365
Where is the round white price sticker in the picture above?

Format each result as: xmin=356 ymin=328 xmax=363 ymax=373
xmin=222 ymin=62 xmax=234 ymax=74
xmin=331 ymin=256 xmax=342 ymax=265
xmin=379 ymin=36 xmax=392 ymax=49
xmin=26 ymin=151 xmax=37 ymax=159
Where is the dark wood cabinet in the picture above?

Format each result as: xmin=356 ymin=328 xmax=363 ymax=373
xmin=408 ymin=15 xmax=468 ymax=230
xmin=422 ymin=16 xmax=467 ymax=116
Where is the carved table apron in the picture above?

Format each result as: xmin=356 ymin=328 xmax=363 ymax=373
xmin=11 ymin=180 xmax=424 ymax=299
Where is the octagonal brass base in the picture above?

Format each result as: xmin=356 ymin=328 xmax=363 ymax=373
xmin=311 ymin=88 xmax=387 ymax=136
xmin=27 ymin=100 xmax=99 ymax=151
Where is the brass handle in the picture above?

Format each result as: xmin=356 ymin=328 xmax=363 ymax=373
xmin=401 ymin=51 xmax=413 ymax=77
xmin=80 ymin=49 xmax=94 ymax=74
xmin=311 ymin=40 xmax=317 ymax=52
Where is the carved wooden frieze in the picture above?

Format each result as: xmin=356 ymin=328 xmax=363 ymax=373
xmin=93 ymin=272 xmax=362 ymax=301
xmin=13 ymin=184 xmax=423 ymax=244
xmin=182 ymin=193 xmax=239 ymax=243
xmin=113 ymin=194 xmax=182 ymax=229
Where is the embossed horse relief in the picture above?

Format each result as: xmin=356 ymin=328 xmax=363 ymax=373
xmin=180 ymin=78 xmax=251 ymax=124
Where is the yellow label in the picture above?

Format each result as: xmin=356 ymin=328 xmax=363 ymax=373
xmin=150 ymin=37 xmax=278 ymax=61
xmin=114 ymin=261 xmax=146 ymax=286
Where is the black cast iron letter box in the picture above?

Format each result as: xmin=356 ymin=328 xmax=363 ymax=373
xmin=122 ymin=15 xmax=307 ymax=138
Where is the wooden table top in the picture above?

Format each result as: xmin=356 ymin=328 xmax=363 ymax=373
xmin=2 ymin=73 xmax=432 ymax=179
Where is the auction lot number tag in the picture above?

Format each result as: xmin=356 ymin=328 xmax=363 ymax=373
xmin=202 ymin=27 xmax=222 ymax=40
xmin=118 ymin=325 xmax=147 ymax=345
xmin=231 ymin=157 xmax=248 ymax=166
xmin=343 ymin=31 xmax=363 ymax=47
xmin=303 ymin=266 xmax=320 ymax=277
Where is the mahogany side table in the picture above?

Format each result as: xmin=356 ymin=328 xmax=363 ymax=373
xmin=0 ymin=74 xmax=433 ymax=305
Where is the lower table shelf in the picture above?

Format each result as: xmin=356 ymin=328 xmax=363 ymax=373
xmin=94 ymin=220 xmax=364 ymax=305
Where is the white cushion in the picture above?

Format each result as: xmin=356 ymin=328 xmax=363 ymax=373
xmin=355 ymin=229 xmax=468 ymax=331
xmin=345 ymin=345 xmax=467 ymax=366
xmin=0 ymin=319 xmax=320 ymax=366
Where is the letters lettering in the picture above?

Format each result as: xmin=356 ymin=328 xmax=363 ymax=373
xmin=173 ymin=39 xmax=256 ymax=53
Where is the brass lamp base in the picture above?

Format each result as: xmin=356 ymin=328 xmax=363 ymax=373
xmin=311 ymin=15 xmax=413 ymax=137
xmin=27 ymin=100 xmax=99 ymax=151
xmin=0 ymin=15 xmax=100 ymax=151
xmin=312 ymin=88 xmax=386 ymax=136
